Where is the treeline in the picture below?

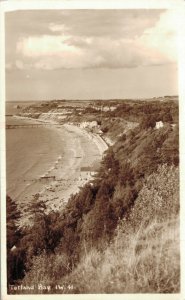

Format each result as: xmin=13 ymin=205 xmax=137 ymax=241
xmin=69 ymin=98 xmax=178 ymax=140
xmin=21 ymin=97 xmax=178 ymax=126
xmin=7 ymin=99 xmax=179 ymax=293
xmin=104 ymin=99 xmax=178 ymax=124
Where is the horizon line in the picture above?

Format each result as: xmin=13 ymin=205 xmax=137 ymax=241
xmin=6 ymin=95 xmax=178 ymax=102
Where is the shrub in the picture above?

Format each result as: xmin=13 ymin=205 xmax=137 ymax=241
xmin=52 ymin=216 xmax=179 ymax=294
xmin=140 ymin=115 xmax=156 ymax=129
xmin=125 ymin=164 xmax=179 ymax=230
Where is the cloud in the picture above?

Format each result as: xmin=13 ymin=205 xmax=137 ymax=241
xmin=17 ymin=35 xmax=80 ymax=57
xmin=140 ymin=10 xmax=179 ymax=62
xmin=6 ymin=10 xmax=160 ymax=39
xmin=12 ymin=9 xmax=180 ymax=71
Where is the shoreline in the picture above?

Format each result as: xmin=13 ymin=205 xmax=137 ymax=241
xmin=9 ymin=115 xmax=109 ymax=227
xmin=13 ymin=114 xmax=108 ymax=154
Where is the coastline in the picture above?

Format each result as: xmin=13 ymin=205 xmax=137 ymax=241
xmin=9 ymin=115 xmax=108 ymax=227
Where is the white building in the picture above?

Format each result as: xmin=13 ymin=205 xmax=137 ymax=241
xmin=80 ymin=121 xmax=98 ymax=129
xmin=155 ymin=121 xmax=164 ymax=129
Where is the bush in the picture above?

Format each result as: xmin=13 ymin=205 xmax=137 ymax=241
xmin=140 ymin=115 xmax=156 ymax=129
xmin=123 ymin=164 xmax=179 ymax=230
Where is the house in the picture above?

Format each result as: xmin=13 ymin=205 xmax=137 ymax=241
xmin=155 ymin=121 xmax=164 ymax=129
xmin=80 ymin=121 xmax=98 ymax=129
xmin=102 ymin=106 xmax=117 ymax=112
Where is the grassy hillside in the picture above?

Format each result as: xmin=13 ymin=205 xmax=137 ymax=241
xmin=7 ymin=98 xmax=179 ymax=294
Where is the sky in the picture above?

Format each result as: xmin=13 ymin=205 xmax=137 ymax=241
xmin=5 ymin=9 xmax=179 ymax=100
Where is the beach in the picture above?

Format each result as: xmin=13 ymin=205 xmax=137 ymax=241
xmin=6 ymin=115 xmax=108 ymax=226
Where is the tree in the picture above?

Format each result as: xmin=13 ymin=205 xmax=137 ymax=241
xmin=7 ymin=196 xmax=21 ymax=249
xmin=7 ymin=195 xmax=25 ymax=284
xmin=140 ymin=115 xmax=156 ymax=129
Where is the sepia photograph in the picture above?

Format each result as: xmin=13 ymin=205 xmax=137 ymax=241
xmin=1 ymin=0 xmax=184 ymax=298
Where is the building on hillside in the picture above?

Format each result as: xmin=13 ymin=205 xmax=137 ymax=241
xmin=155 ymin=121 xmax=164 ymax=129
xmin=102 ymin=106 xmax=117 ymax=112
xmin=80 ymin=121 xmax=98 ymax=129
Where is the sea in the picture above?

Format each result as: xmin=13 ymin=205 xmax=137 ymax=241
xmin=6 ymin=101 xmax=66 ymax=203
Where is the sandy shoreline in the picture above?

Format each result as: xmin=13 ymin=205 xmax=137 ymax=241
xmin=10 ymin=115 xmax=108 ymax=226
